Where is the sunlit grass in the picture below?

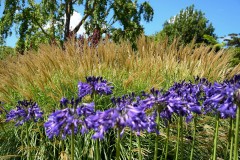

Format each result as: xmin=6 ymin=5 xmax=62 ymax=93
xmin=0 ymin=36 xmax=239 ymax=109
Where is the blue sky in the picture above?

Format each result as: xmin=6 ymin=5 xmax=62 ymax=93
xmin=1 ymin=0 xmax=240 ymax=47
xmin=143 ymin=0 xmax=240 ymax=36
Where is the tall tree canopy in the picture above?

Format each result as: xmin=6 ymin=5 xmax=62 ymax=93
xmin=154 ymin=5 xmax=216 ymax=45
xmin=223 ymin=33 xmax=240 ymax=48
xmin=221 ymin=33 xmax=240 ymax=66
xmin=0 ymin=0 xmax=154 ymax=53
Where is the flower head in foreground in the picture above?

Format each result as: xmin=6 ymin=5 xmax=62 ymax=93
xmin=6 ymin=100 xmax=43 ymax=126
xmin=78 ymin=76 xmax=113 ymax=98
xmin=78 ymin=82 xmax=92 ymax=98
xmin=88 ymin=94 xmax=157 ymax=139
xmin=44 ymin=97 xmax=95 ymax=139
xmin=203 ymin=81 xmax=238 ymax=119
xmin=152 ymin=81 xmax=204 ymax=123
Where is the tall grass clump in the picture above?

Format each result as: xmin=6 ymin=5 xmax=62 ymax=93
xmin=1 ymin=36 xmax=240 ymax=159
xmin=0 ymin=36 xmax=239 ymax=107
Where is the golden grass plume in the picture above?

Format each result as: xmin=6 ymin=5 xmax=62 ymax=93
xmin=0 ymin=36 xmax=239 ymax=110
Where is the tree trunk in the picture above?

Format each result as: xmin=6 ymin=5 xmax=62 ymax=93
xmin=50 ymin=0 xmax=56 ymax=44
xmin=64 ymin=0 xmax=73 ymax=40
xmin=71 ymin=0 xmax=97 ymax=36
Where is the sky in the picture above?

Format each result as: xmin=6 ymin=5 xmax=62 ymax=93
xmin=0 ymin=0 xmax=240 ymax=47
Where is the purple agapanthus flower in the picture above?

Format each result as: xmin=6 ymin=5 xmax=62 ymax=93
xmin=111 ymin=93 xmax=135 ymax=109
xmin=88 ymin=94 xmax=157 ymax=139
xmin=78 ymin=76 xmax=113 ymax=98
xmin=78 ymin=82 xmax=92 ymax=98
xmin=149 ymin=81 xmax=204 ymax=123
xmin=44 ymin=108 xmax=80 ymax=139
xmin=76 ymin=102 xmax=95 ymax=134
xmin=88 ymin=108 xmax=119 ymax=139
xmin=44 ymin=97 xmax=95 ymax=139
xmin=203 ymin=81 xmax=238 ymax=118
xmin=6 ymin=100 xmax=43 ymax=126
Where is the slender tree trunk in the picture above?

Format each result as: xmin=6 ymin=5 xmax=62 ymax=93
xmin=71 ymin=0 xmax=97 ymax=35
xmin=50 ymin=0 xmax=56 ymax=44
xmin=64 ymin=0 xmax=72 ymax=40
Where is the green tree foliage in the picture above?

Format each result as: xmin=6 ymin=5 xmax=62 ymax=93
xmin=0 ymin=0 xmax=64 ymax=54
xmin=154 ymin=5 xmax=216 ymax=45
xmin=0 ymin=46 xmax=15 ymax=59
xmin=223 ymin=33 xmax=240 ymax=47
xmin=0 ymin=0 xmax=154 ymax=54
xmin=223 ymin=33 xmax=240 ymax=66
xmin=203 ymin=35 xmax=224 ymax=52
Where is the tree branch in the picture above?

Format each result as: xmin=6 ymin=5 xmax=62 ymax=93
xmin=71 ymin=0 xmax=97 ymax=35
xmin=73 ymin=0 xmax=78 ymax=4
xmin=30 ymin=14 xmax=52 ymax=39
xmin=28 ymin=3 xmax=52 ymax=39
xmin=72 ymin=14 xmax=89 ymax=34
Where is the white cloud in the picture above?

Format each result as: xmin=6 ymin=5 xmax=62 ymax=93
xmin=68 ymin=11 xmax=86 ymax=35
xmin=43 ymin=11 xmax=86 ymax=35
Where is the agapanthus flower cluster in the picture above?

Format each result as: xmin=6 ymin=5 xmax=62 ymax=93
xmin=166 ymin=81 xmax=203 ymax=122
xmin=203 ymin=78 xmax=239 ymax=118
xmin=88 ymin=93 xmax=158 ymax=139
xmin=146 ymin=82 xmax=203 ymax=124
xmin=78 ymin=76 xmax=113 ymax=98
xmin=6 ymin=100 xmax=43 ymax=126
xmin=113 ymin=93 xmax=157 ymax=134
xmin=44 ymin=97 xmax=95 ymax=139
xmin=143 ymin=88 xmax=174 ymax=126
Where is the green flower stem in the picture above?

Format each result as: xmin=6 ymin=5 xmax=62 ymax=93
xmin=175 ymin=116 xmax=183 ymax=160
xmin=61 ymin=140 xmax=64 ymax=156
xmin=92 ymin=93 xmax=100 ymax=160
xmin=71 ymin=127 xmax=74 ymax=160
xmin=233 ymin=104 xmax=240 ymax=160
xmin=230 ymin=120 xmax=234 ymax=160
xmin=224 ymin=118 xmax=233 ymax=160
xmin=26 ymin=123 xmax=30 ymax=160
xmin=213 ymin=114 xmax=220 ymax=160
xmin=154 ymin=110 xmax=160 ymax=160
xmin=116 ymin=129 xmax=121 ymax=160
xmin=129 ymin=130 xmax=132 ymax=160
xmin=180 ymin=116 xmax=183 ymax=160
xmin=96 ymin=139 xmax=100 ymax=160
xmin=160 ymin=141 xmax=165 ymax=160
xmin=190 ymin=116 xmax=197 ymax=160
xmin=53 ymin=138 xmax=56 ymax=158
xmin=137 ymin=135 xmax=142 ymax=160
xmin=21 ymin=125 xmax=24 ymax=160
xmin=164 ymin=123 xmax=170 ymax=160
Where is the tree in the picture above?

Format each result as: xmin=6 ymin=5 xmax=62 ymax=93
xmin=154 ymin=5 xmax=216 ymax=45
xmin=203 ymin=35 xmax=224 ymax=52
xmin=222 ymin=33 xmax=240 ymax=66
xmin=0 ymin=1 xmax=64 ymax=54
xmin=0 ymin=46 xmax=15 ymax=59
xmin=0 ymin=0 xmax=154 ymax=53
xmin=223 ymin=33 xmax=240 ymax=47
